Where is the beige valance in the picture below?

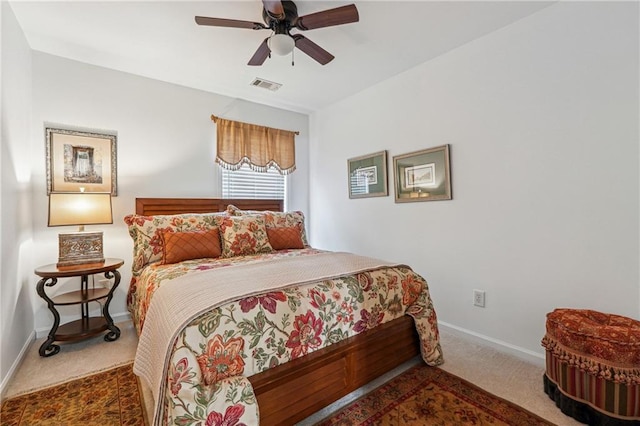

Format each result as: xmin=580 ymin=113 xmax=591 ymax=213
xmin=212 ymin=115 xmax=297 ymax=175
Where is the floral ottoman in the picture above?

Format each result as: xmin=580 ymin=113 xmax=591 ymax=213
xmin=541 ymin=309 xmax=640 ymax=425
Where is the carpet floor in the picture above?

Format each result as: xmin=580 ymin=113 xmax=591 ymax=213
xmin=0 ymin=362 xmax=553 ymax=426
xmin=1 ymin=323 xmax=582 ymax=425
xmin=0 ymin=363 xmax=146 ymax=426
xmin=317 ymin=364 xmax=553 ymax=425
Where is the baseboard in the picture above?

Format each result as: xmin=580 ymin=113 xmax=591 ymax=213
xmin=35 ymin=311 xmax=132 ymax=339
xmin=0 ymin=330 xmax=35 ymax=401
xmin=438 ymin=321 xmax=545 ymax=367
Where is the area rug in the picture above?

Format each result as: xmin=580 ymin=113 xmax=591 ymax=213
xmin=0 ymin=363 xmax=146 ymax=426
xmin=317 ymin=365 xmax=554 ymax=425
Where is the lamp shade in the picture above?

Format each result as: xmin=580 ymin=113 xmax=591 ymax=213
xmin=268 ymin=34 xmax=295 ymax=56
xmin=48 ymin=192 xmax=113 ymax=227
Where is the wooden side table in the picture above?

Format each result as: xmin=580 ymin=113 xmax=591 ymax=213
xmin=35 ymin=258 xmax=124 ymax=357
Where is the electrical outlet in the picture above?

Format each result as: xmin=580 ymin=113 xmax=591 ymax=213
xmin=99 ymin=279 xmax=111 ymax=289
xmin=473 ymin=290 xmax=485 ymax=307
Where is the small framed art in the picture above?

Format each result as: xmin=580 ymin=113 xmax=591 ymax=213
xmin=46 ymin=127 xmax=118 ymax=195
xmin=348 ymin=150 xmax=388 ymax=199
xmin=393 ymin=144 xmax=451 ymax=202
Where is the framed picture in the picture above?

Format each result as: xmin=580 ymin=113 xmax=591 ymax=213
xmin=46 ymin=127 xmax=117 ymax=195
xmin=393 ymin=144 xmax=451 ymax=202
xmin=347 ymin=150 xmax=388 ymax=199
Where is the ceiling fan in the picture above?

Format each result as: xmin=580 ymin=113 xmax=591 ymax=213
xmin=195 ymin=0 xmax=359 ymax=66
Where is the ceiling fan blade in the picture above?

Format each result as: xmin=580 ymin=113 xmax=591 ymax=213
xmin=262 ymin=0 xmax=285 ymax=20
xmin=293 ymin=35 xmax=334 ymax=65
xmin=195 ymin=16 xmax=267 ymax=30
xmin=294 ymin=4 xmax=359 ymax=31
xmin=248 ymin=38 xmax=271 ymax=66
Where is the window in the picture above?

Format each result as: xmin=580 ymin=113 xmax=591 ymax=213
xmin=221 ymin=165 xmax=285 ymax=200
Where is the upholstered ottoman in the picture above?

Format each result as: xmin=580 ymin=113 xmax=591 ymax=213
xmin=541 ymin=309 xmax=640 ymax=425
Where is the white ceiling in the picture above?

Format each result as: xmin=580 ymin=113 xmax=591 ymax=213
xmin=9 ymin=1 xmax=552 ymax=114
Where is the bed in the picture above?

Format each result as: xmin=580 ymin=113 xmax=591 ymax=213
xmin=126 ymin=198 xmax=444 ymax=425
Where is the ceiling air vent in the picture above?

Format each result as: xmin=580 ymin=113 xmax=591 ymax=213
xmin=250 ymin=78 xmax=282 ymax=92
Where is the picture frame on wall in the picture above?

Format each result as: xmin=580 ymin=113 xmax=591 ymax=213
xmin=393 ymin=144 xmax=451 ymax=202
xmin=46 ymin=127 xmax=118 ymax=195
xmin=347 ymin=150 xmax=388 ymax=199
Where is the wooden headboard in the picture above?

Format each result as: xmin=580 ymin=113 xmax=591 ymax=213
xmin=135 ymin=198 xmax=284 ymax=216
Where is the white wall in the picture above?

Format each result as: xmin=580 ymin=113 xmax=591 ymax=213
xmin=309 ymin=2 xmax=639 ymax=357
xmin=29 ymin=53 xmax=309 ymax=334
xmin=1 ymin=1 xmax=36 ymax=396
xmin=0 ymin=40 xmax=309 ymax=391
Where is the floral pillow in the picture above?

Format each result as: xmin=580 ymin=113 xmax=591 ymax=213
xmin=225 ymin=204 xmax=246 ymax=215
xmin=219 ymin=215 xmax=273 ymax=258
xmin=124 ymin=213 xmax=225 ymax=276
xmin=226 ymin=205 xmax=309 ymax=247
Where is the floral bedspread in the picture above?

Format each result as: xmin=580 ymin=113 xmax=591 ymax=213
xmin=128 ymin=248 xmax=323 ymax=336
xmin=128 ymin=249 xmax=444 ymax=425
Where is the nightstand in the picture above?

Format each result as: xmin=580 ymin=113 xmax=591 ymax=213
xmin=35 ymin=258 xmax=124 ymax=357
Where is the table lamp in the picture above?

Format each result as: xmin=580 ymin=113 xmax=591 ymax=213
xmin=48 ymin=191 xmax=113 ymax=267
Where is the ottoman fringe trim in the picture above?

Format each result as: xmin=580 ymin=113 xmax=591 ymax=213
xmin=542 ymin=335 xmax=640 ymax=386
xmin=543 ymin=374 xmax=640 ymax=424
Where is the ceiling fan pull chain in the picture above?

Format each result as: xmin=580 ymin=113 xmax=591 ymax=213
xmin=291 ymin=48 xmax=295 ymax=66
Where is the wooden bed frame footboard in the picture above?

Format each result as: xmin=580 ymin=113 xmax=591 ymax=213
xmin=134 ymin=198 xmax=422 ymax=425
xmin=250 ymin=315 xmax=420 ymax=425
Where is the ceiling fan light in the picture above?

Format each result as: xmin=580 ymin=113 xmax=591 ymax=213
xmin=268 ymin=34 xmax=295 ymax=56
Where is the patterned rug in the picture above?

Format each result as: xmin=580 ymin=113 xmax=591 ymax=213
xmin=0 ymin=363 xmax=146 ymax=426
xmin=317 ymin=365 xmax=554 ymax=425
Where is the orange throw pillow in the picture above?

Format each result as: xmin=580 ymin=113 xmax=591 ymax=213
xmin=162 ymin=229 xmax=222 ymax=264
xmin=267 ymin=226 xmax=304 ymax=250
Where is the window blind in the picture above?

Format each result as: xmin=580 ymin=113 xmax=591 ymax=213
xmin=221 ymin=165 xmax=285 ymax=200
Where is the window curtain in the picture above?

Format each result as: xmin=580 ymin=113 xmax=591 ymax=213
xmin=212 ymin=115 xmax=297 ymax=175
